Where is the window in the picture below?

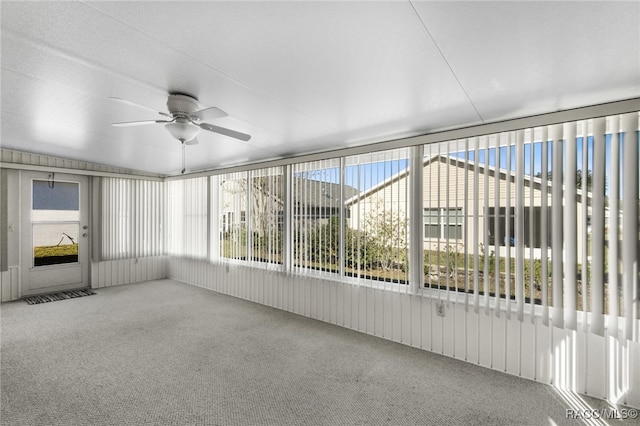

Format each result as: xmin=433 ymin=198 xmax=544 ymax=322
xmin=219 ymin=172 xmax=247 ymax=261
xmin=100 ymin=178 xmax=164 ymax=260
xmin=167 ymin=178 xmax=207 ymax=259
xmin=345 ymin=148 xmax=410 ymax=284
xmin=32 ymin=180 xmax=79 ymax=266
xmin=423 ymin=208 xmax=462 ymax=240
xmin=487 ymin=207 xmax=553 ymax=248
xmin=292 ymin=159 xmax=342 ymax=274
xmin=249 ymin=167 xmax=284 ymax=265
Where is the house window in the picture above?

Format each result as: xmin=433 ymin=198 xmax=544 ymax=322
xmin=423 ymin=208 xmax=463 ymax=240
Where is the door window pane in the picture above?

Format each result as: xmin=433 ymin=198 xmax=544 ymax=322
xmin=32 ymin=180 xmax=80 ymax=266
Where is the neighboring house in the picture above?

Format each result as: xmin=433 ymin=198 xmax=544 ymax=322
xmin=220 ymin=175 xmax=359 ymax=234
xmin=292 ymin=176 xmax=359 ymax=227
xmin=346 ymin=154 xmax=594 ymax=258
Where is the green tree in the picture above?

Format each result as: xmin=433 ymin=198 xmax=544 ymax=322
xmin=362 ymin=199 xmax=408 ymax=272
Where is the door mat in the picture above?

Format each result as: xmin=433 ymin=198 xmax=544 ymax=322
xmin=24 ymin=289 xmax=96 ymax=305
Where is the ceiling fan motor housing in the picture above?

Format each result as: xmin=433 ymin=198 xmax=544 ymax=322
xmin=167 ymin=94 xmax=200 ymax=117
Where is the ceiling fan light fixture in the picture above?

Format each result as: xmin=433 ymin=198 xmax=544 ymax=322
xmin=165 ymin=119 xmax=200 ymax=142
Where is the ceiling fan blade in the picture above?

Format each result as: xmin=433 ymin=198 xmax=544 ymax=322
xmin=112 ymin=119 xmax=172 ymax=127
xmin=199 ymin=122 xmax=251 ymax=142
xmin=190 ymin=106 xmax=228 ymax=121
xmin=109 ymin=97 xmax=170 ymax=117
xmin=185 ymin=137 xmax=199 ymax=146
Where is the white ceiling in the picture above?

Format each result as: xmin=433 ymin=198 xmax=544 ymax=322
xmin=2 ymin=1 xmax=638 ymax=176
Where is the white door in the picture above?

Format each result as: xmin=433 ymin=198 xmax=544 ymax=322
xmin=20 ymin=171 xmax=89 ymax=296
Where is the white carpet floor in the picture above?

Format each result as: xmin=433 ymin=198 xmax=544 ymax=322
xmin=1 ymin=279 xmax=631 ymax=425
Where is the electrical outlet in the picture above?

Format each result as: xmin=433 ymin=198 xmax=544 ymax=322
xmin=436 ymin=301 xmax=446 ymax=317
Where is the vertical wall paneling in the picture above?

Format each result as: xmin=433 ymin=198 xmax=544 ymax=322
xmin=506 ymin=316 xmax=521 ymax=376
xmin=585 ymin=332 xmax=605 ymax=399
xmin=454 ymin=303 xmax=466 ymax=361
xmin=0 ymin=267 xmax=19 ymax=302
xmin=358 ymin=285 xmax=367 ymax=333
xmin=410 ymin=294 xmax=421 ymax=348
xmin=519 ymin=319 xmax=536 ymax=383
xmin=420 ymin=295 xmax=432 ymax=351
xmin=431 ymin=301 xmax=444 ymax=354
xmin=90 ymin=257 xmax=166 ymax=288
xmin=491 ymin=313 xmax=506 ymax=371
xmin=465 ymin=308 xmax=479 ymax=364
xmin=628 ymin=340 xmax=640 ymax=408
xmin=551 ymin=326 xmax=574 ymax=390
xmin=334 ymin=280 xmax=343 ymax=325
xmin=575 ymin=330 xmax=587 ymax=394
xmin=391 ymin=292 xmax=402 ymax=342
xmin=401 ymin=293 xmax=411 ymax=345
xmin=442 ymin=303 xmax=454 ymax=357
xmin=329 ymin=281 xmax=338 ymax=325
xmin=373 ymin=288 xmax=384 ymax=337
xmin=478 ymin=311 xmax=492 ymax=368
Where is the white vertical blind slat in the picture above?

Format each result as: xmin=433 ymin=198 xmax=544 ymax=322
xmin=591 ymin=117 xmax=606 ymax=336
xmin=564 ymin=121 xmax=578 ymax=330
xmin=515 ymin=130 xmax=525 ymax=321
xmin=621 ymin=112 xmax=639 ymax=341
xmin=550 ymin=124 xmax=564 ymax=328
xmin=483 ymin=140 xmax=490 ymax=314
xmin=540 ymin=128 xmax=550 ymax=326
xmin=607 ymin=117 xmax=620 ymax=337
xmin=505 ymin=138 xmax=512 ymax=319
xmin=473 ymin=137 xmax=480 ymax=313
xmin=529 ymin=132 xmax=536 ymax=320
xmin=494 ymin=136 xmax=501 ymax=312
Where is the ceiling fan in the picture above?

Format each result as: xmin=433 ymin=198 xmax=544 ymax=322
xmin=111 ymin=93 xmax=251 ymax=143
xmin=111 ymin=93 xmax=251 ymax=173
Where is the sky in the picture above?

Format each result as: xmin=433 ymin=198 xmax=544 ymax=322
xmin=293 ymin=133 xmax=639 ymax=199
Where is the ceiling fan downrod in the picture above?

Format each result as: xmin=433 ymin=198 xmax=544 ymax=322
xmin=181 ymin=141 xmax=186 ymax=174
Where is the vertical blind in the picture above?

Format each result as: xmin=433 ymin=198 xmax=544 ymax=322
xmin=421 ymin=112 xmax=638 ymax=338
xmin=103 ymin=109 xmax=638 ymax=340
xmin=249 ymin=167 xmax=284 ymax=265
xmin=219 ymin=171 xmax=248 ymax=261
xmin=292 ymin=158 xmax=342 ymax=275
xmin=166 ymin=177 xmax=207 ymax=259
xmin=344 ymin=148 xmax=411 ymax=288
xmin=291 ymin=148 xmax=411 ymax=287
xmin=100 ymin=177 xmax=164 ymax=260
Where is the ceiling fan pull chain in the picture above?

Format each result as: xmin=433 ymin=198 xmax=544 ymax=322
xmin=181 ymin=141 xmax=186 ymax=174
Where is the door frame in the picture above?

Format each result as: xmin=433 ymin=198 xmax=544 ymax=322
xmin=20 ymin=171 xmax=90 ymax=296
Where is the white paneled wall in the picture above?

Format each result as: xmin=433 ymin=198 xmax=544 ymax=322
xmin=167 ymin=257 xmax=639 ymax=408
xmin=91 ymin=256 xmax=167 ymax=289
xmin=1 ymin=258 xmax=167 ymax=300
xmin=0 ymin=266 xmax=19 ymax=302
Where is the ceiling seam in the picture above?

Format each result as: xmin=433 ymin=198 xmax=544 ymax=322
xmin=1 ymin=29 xmax=168 ymax=96
xmin=79 ymin=1 xmax=339 ymax=134
xmin=408 ymin=1 xmax=485 ymax=124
